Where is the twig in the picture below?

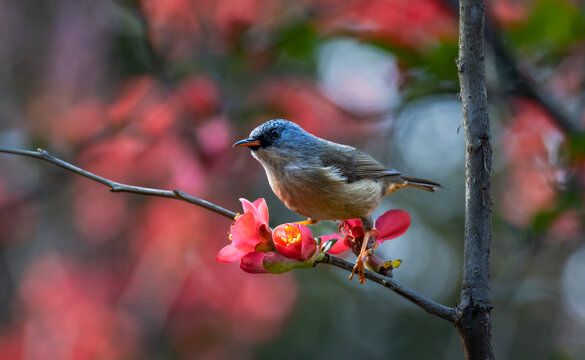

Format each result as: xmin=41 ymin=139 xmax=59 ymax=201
xmin=318 ymin=253 xmax=456 ymax=322
xmin=0 ymin=146 xmax=456 ymax=323
xmin=0 ymin=146 xmax=237 ymax=219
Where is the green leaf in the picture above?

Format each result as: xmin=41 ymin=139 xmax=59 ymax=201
xmin=320 ymin=238 xmax=337 ymax=253
xmin=370 ymin=40 xmax=459 ymax=101
xmin=264 ymin=259 xmax=313 ymax=274
xmin=270 ymin=22 xmax=321 ymax=75
xmin=508 ymin=0 xmax=585 ymax=54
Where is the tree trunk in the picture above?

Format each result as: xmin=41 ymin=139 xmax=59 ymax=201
xmin=455 ymin=0 xmax=495 ymax=359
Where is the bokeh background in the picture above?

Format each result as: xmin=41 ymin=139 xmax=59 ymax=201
xmin=0 ymin=0 xmax=584 ymax=359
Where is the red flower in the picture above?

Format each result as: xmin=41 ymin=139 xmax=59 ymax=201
xmin=216 ymin=198 xmax=272 ymax=263
xmin=324 ymin=209 xmax=411 ymax=254
xmin=240 ymin=251 xmax=270 ymax=274
xmin=218 ymin=199 xmax=324 ymax=274
xmin=273 ymin=224 xmax=317 ymax=261
xmin=240 ymin=251 xmax=314 ymax=274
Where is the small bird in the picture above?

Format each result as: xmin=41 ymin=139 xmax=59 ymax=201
xmin=234 ymin=119 xmax=440 ymax=281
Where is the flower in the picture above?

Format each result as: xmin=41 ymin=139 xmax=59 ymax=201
xmin=216 ymin=198 xmax=272 ymax=263
xmin=217 ymin=198 xmax=320 ymax=274
xmin=272 ymin=223 xmax=317 ymax=261
xmin=240 ymin=251 xmax=314 ymax=274
xmin=240 ymin=252 xmax=270 ymax=274
xmin=323 ymin=209 xmax=411 ymax=255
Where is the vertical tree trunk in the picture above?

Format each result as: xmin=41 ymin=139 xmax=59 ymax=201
xmin=455 ymin=0 xmax=495 ymax=359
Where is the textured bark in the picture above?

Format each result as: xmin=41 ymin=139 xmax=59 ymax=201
xmin=455 ymin=0 xmax=495 ymax=359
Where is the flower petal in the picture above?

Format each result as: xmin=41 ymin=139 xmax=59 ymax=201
xmin=231 ymin=212 xmax=261 ymax=252
xmin=299 ymin=224 xmax=317 ymax=260
xmin=240 ymin=198 xmax=261 ymax=220
xmin=273 ymin=223 xmax=316 ymax=260
xmin=252 ymin=198 xmax=269 ymax=224
xmin=320 ymin=234 xmax=350 ymax=254
xmin=258 ymin=223 xmax=273 ymax=245
xmin=342 ymin=219 xmax=364 ymax=239
xmin=216 ymin=245 xmax=246 ymax=263
xmin=375 ymin=209 xmax=411 ymax=242
xmin=345 ymin=219 xmax=362 ymax=228
xmin=240 ymin=252 xmax=269 ymax=273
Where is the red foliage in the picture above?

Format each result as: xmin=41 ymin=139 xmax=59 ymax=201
xmin=547 ymin=210 xmax=583 ymax=242
xmin=171 ymin=259 xmax=297 ymax=346
xmin=0 ymin=329 xmax=22 ymax=360
xmin=319 ymin=0 xmax=457 ymax=50
xmin=173 ymin=76 xmax=221 ymax=119
xmin=140 ymin=0 xmax=285 ymax=56
xmin=254 ymin=78 xmax=359 ymax=138
xmin=500 ymin=99 xmax=565 ymax=226
xmin=491 ymin=0 xmax=533 ymax=26
xmin=18 ymin=254 xmax=139 ymax=360
xmin=139 ymin=0 xmax=200 ymax=57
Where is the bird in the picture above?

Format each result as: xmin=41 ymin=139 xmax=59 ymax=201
xmin=233 ymin=119 xmax=440 ymax=282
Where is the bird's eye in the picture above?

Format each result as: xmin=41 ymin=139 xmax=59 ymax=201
xmin=270 ymin=129 xmax=280 ymax=138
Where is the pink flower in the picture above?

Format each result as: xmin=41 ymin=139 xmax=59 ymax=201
xmin=272 ymin=224 xmax=317 ymax=261
xmin=239 ymin=251 xmax=314 ymax=274
xmin=323 ymin=209 xmax=411 ymax=254
xmin=216 ymin=198 xmax=272 ymax=263
xmin=240 ymin=252 xmax=270 ymax=274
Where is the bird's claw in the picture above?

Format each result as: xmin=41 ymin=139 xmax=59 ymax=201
xmin=349 ymin=257 xmax=366 ymax=283
xmin=349 ymin=240 xmax=373 ymax=284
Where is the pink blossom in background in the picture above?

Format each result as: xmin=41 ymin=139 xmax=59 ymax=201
xmin=501 ymin=99 xmax=565 ymax=226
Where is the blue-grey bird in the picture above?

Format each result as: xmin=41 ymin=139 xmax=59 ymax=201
xmin=233 ymin=119 xmax=440 ymax=281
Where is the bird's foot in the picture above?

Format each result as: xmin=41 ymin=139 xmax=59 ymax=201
xmin=349 ymin=231 xmax=372 ymax=284
xmin=349 ymin=258 xmax=365 ymax=283
xmin=294 ymin=219 xmax=319 ymax=226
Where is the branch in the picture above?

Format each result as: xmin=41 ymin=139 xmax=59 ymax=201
xmin=0 ymin=146 xmax=456 ymax=323
xmin=318 ymin=254 xmax=456 ymax=322
xmin=455 ymin=0 xmax=495 ymax=358
xmin=0 ymin=146 xmax=237 ymax=220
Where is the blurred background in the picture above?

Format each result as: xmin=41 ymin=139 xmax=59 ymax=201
xmin=0 ymin=0 xmax=584 ymax=359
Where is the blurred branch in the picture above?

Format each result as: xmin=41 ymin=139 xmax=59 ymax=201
xmin=0 ymin=146 xmax=456 ymax=323
xmin=455 ymin=0 xmax=495 ymax=359
xmin=442 ymin=0 xmax=581 ymax=136
xmin=487 ymin=33 xmax=580 ymax=135
xmin=0 ymin=146 xmax=237 ymax=219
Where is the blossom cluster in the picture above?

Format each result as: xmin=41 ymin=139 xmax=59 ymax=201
xmin=217 ymin=198 xmax=411 ymax=274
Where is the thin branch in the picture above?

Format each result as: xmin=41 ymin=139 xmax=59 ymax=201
xmin=0 ymin=146 xmax=456 ymax=323
xmin=318 ymin=254 xmax=456 ymax=322
xmin=0 ymin=146 xmax=237 ymax=219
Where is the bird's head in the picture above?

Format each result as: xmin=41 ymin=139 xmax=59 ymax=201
xmin=233 ymin=119 xmax=314 ymax=165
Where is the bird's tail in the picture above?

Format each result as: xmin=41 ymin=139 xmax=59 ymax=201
xmin=402 ymin=176 xmax=442 ymax=192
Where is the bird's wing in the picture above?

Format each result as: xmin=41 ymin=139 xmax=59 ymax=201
xmin=320 ymin=146 xmax=401 ymax=183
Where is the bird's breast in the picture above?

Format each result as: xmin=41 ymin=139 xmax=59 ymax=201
xmin=262 ymin=164 xmax=385 ymax=220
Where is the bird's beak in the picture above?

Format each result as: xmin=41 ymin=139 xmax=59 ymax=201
xmin=233 ymin=137 xmax=261 ymax=148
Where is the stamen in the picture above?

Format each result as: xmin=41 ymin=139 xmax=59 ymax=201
xmin=280 ymin=224 xmax=301 ymax=245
